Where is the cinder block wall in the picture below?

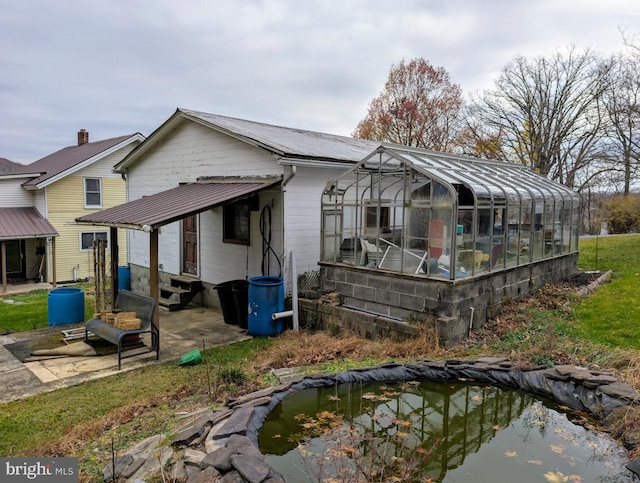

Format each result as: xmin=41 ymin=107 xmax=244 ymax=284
xmin=317 ymin=253 xmax=578 ymax=345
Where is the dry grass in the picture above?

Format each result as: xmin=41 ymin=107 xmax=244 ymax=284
xmin=258 ymin=325 xmax=440 ymax=371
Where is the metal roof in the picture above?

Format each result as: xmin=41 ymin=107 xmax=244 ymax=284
xmin=0 ymin=158 xmax=21 ymax=174
xmin=16 ymin=133 xmax=143 ymax=188
xmin=75 ymin=179 xmax=281 ymax=231
xmin=115 ymin=109 xmax=380 ymax=172
xmin=0 ymin=207 xmax=58 ymax=240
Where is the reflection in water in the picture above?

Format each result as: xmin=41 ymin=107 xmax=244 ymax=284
xmin=259 ymin=380 xmax=635 ymax=482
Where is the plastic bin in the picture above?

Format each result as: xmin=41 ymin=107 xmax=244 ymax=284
xmin=48 ymin=287 xmax=85 ymax=327
xmin=216 ymin=279 xmax=245 ymax=325
xmin=248 ymin=276 xmax=284 ymax=336
xmin=117 ymin=266 xmax=130 ymax=291
xmin=232 ymin=280 xmax=249 ymax=330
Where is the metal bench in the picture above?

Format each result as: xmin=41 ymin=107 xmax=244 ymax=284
xmin=85 ymin=290 xmax=159 ymax=370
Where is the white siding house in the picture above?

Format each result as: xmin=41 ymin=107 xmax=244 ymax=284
xmin=81 ymin=108 xmax=378 ymax=309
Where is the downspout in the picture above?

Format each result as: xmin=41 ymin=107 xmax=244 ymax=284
xmin=271 ymin=249 xmax=299 ymax=331
xmin=282 ymin=165 xmax=297 ymax=188
xmin=280 ymin=164 xmax=296 ymax=311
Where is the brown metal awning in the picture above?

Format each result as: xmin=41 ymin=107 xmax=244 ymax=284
xmin=75 ymin=178 xmax=281 ymax=231
xmin=0 ymin=207 xmax=58 ymax=240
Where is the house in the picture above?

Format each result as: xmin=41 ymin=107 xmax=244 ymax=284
xmin=0 ymin=130 xmax=145 ymax=292
xmin=75 ymin=109 xmax=579 ymax=344
xmin=75 ymin=108 xmax=379 ymax=314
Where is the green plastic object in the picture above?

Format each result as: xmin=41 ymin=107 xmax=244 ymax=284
xmin=178 ymin=349 xmax=202 ymax=366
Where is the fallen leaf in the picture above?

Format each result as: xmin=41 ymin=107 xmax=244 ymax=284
xmin=544 ymin=470 xmax=569 ymax=483
xmin=527 ymin=460 xmax=543 ymax=465
xmin=504 ymin=450 xmax=518 ymax=458
xmin=550 ymin=444 xmax=565 ymax=454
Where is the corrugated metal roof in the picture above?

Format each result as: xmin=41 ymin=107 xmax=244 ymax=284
xmin=16 ymin=134 xmax=142 ymax=187
xmin=75 ymin=179 xmax=281 ymax=231
xmin=180 ymin=109 xmax=379 ymax=162
xmin=0 ymin=207 xmax=58 ymax=240
xmin=116 ymin=109 xmax=380 ymax=172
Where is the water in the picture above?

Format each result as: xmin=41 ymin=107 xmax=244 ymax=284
xmin=259 ymin=380 xmax=636 ymax=482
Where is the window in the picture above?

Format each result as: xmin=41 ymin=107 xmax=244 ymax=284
xmin=80 ymin=231 xmax=108 ymax=251
xmin=84 ymin=178 xmax=102 ymax=208
xmin=223 ymin=200 xmax=250 ymax=244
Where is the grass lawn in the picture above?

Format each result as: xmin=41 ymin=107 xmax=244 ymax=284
xmin=1 ymin=234 xmax=639 ymax=481
xmin=0 ymin=284 xmax=95 ymax=334
xmin=574 ymin=234 xmax=640 ymax=348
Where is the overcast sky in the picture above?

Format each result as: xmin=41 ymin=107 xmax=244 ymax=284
xmin=1 ymin=0 xmax=639 ymax=163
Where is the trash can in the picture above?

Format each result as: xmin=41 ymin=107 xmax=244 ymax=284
xmin=117 ymin=266 xmax=130 ymax=291
xmin=216 ymin=279 xmax=245 ymax=325
xmin=48 ymin=287 xmax=85 ymax=327
xmin=248 ymin=276 xmax=284 ymax=336
xmin=232 ymin=280 xmax=249 ymax=330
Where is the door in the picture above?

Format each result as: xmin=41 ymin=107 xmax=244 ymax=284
xmin=182 ymin=214 xmax=198 ymax=275
xmin=2 ymin=240 xmax=26 ymax=280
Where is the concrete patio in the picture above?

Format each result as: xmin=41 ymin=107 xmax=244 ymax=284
xmin=0 ymin=304 xmax=251 ymax=403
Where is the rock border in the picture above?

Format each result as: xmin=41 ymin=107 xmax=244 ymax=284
xmin=107 ymin=358 xmax=640 ymax=482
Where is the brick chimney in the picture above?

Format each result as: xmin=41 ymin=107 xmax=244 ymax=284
xmin=77 ymin=129 xmax=89 ymax=145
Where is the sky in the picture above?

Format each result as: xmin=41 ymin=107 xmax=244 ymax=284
xmin=1 ymin=0 xmax=639 ymax=164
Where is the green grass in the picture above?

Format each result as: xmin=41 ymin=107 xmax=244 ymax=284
xmin=1 ymin=235 xmax=639 ymax=479
xmin=0 ymin=337 xmax=272 ymax=458
xmin=573 ymin=234 xmax=640 ymax=349
xmin=0 ymin=286 xmax=95 ymax=333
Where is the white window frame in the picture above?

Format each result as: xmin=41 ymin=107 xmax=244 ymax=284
xmin=79 ymin=231 xmax=109 ymax=251
xmin=84 ymin=177 xmax=102 ymax=208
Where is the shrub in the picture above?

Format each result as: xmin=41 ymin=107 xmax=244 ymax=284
xmin=605 ymin=194 xmax=640 ymax=234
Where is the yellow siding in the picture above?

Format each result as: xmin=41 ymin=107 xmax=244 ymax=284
xmin=46 ymin=176 xmax=128 ymax=282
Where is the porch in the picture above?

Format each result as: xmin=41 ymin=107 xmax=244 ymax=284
xmin=0 ymin=305 xmax=250 ymax=403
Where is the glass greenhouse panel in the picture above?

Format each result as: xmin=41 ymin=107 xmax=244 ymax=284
xmin=320 ymin=146 xmax=580 ymax=280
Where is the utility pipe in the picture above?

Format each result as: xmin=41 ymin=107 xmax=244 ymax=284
xmin=272 ymin=310 xmax=293 ymax=321
xmin=270 ymin=250 xmax=300 ymax=330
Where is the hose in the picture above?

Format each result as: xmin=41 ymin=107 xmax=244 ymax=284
xmin=260 ymin=205 xmax=281 ymax=276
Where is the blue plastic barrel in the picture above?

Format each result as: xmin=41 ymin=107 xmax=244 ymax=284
xmin=48 ymin=288 xmax=85 ymax=327
xmin=248 ymin=276 xmax=284 ymax=336
xmin=117 ymin=266 xmax=130 ymax=291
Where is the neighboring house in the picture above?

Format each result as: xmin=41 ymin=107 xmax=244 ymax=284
xmin=76 ymin=108 xmax=379 ymax=310
xmin=0 ymin=130 xmax=144 ymax=291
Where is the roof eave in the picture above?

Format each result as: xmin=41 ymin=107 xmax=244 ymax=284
xmin=115 ymin=109 xmax=293 ymax=174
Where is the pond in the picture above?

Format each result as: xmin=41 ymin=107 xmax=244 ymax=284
xmin=259 ymin=380 xmax=636 ymax=482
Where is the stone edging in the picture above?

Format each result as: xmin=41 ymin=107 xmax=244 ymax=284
xmin=106 ymin=358 xmax=639 ymax=482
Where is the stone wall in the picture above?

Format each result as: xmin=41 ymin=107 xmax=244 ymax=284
xmin=298 ymin=299 xmax=419 ymax=342
xmin=316 ymin=253 xmax=578 ymax=345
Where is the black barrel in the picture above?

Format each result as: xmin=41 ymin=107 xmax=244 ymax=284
xmin=215 ymin=279 xmax=245 ymax=325
xmin=232 ymin=280 xmax=249 ymax=330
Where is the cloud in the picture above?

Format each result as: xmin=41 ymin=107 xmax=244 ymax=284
xmin=0 ymin=0 xmax=637 ymax=162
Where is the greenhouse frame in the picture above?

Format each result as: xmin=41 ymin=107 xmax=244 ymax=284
xmin=317 ymin=145 xmax=581 ymax=343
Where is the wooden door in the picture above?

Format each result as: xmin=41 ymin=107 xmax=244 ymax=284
xmin=182 ymin=214 xmax=198 ymax=275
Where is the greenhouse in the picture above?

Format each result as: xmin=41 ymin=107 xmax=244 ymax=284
xmin=316 ymin=145 xmax=581 ymax=343
xmin=321 ymin=145 xmax=580 ymax=280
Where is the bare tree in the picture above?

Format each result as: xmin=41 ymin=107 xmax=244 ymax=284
xmin=470 ymin=48 xmax=613 ymax=190
xmin=353 ymin=58 xmax=463 ymax=151
xmin=601 ymin=52 xmax=640 ymax=194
